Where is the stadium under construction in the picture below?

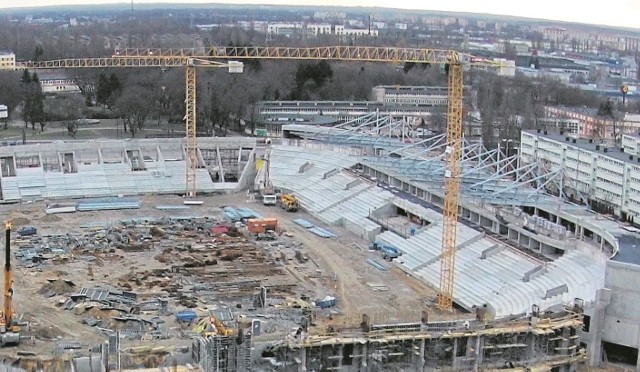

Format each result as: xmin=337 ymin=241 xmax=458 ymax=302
xmin=0 ymin=113 xmax=633 ymax=371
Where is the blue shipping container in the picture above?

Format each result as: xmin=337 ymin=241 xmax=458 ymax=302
xmin=176 ymin=310 xmax=198 ymax=323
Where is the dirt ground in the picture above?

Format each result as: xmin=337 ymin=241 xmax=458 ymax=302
xmin=249 ymin=202 xmax=435 ymax=325
xmin=0 ymin=192 xmax=436 ymax=360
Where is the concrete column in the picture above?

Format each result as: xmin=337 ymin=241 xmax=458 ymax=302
xmin=527 ymin=333 xmax=536 ymax=364
xmin=474 ymin=335 xmax=483 ymax=370
xmin=466 ymin=337 xmax=477 ymax=372
xmin=215 ymin=146 xmax=226 ymax=182
xmin=561 ymin=327 xmax=571 ymax=357
xmin=588 ymin=288 xmax=611 ymax=368
xmin=418 ymin=339 xmax=425 ymax=371
xmin=452 ymin=338 xmax=458 ymax=368
xmin=360 ymin=343 xmax=368 ymax=370
xmin=299 ymin=347 xmax=307 ymax=372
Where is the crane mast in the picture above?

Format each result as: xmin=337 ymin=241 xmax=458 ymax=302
xmin=0 ymin=222 xmax=18 ymax=345
xmin=185 ymin=65 xmax=197 ymax=198
xmin=3 ymin=223 xmax=11 ymax=327
xmin=438 ymin=62 xmax=464 ymax=311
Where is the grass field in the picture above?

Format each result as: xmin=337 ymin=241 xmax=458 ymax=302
xmin=0 ymin=118 xmax=187 ymax=143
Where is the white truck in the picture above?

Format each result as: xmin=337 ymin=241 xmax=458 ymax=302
xmin=262 ymin=194 xmax=277 ymax=206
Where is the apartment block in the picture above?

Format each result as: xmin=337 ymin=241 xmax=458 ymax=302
xmin=0 ymin=51 xmax=15 ymax=70
xmin=521 ymin=129 xmax=640 ymax=219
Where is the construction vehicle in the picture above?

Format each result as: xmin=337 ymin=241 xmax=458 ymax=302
xmin=262 ymin=194 xmax=277 ymax=206
xmin=0 ymin=223 xmax=19 ymax=345
xmin=279 ymin=194 xmax=300 ymax=212
xmin=369 ymin=241 xmax=402 ymax=260
xmin=193 ymin=315 xmax=234 ymax=337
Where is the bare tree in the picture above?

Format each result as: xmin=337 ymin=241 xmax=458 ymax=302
xmin=63 ymin=100 xmax=83 ymax=138
xmin=113 ymin=86 xmax=154 ymax=137
xmin=0 ymin=71 xmax=22 ymax=129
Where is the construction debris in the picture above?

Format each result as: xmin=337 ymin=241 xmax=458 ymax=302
xmin=12 ymin=211 xmax=345 ymax=361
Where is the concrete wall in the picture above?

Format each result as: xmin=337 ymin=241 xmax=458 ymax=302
xmin=602 ymin=261 xmax=640 ymax=348
xmin=236 ymin=149 xmax=257 ymax=191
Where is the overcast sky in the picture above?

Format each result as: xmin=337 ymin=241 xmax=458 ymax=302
xmin=1 ymin=0 xmax=639 ymax=30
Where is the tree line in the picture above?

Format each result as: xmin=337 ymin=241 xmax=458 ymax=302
xmin=0 ymin=59 xmax=617 ymax=143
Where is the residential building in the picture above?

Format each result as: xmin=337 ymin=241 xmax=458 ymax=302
xmin=334 ymin=25 xmax=378 ymax=37
xmin=537 ymin=117 xmax=581 ymax=134
xmin=306 ymin=24 xmax=332 ymax=36
xmin=520 ymin=129 xmax=640 ymax=219
xmin=0 ymin=51 xmax=15 ymax=70
xmin=544 ymin=106 xmax=640 ymax=140
xmin=544 ymin=106 xmax=614 ymax=139
xmin=38 ymin=71 xmax=80 ymax=93
xmin=267 ymin=23 xmax=303 ymax=37
xmin=621 ymin=133 xmax=640 ymax=155
xmin=395 ymin=22 xmax=408 ymax=30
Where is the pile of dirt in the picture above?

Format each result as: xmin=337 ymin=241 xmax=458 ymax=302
xmin=149 ymin=226 xmax=166 ymax=237
xmin=8 ymin=217 xmax=30 ymax=226
xmin=84 ymin=307 xmax=120 ymax=319
xmin=38 ymin=280 xmax=75 ymax=296
xmin=35 ymin=325 xmax=64 ymax=340
xmin=40 ymin=214 xmax=62 ymax=223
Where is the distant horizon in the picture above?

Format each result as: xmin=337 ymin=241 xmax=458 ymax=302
xmin=0 ymin=1 xmax=639 ymax=32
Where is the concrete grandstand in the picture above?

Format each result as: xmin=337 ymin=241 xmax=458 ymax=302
xmin=266 ymin=141 xmax=608 ymax=318
xmin=256 ymin=114 xmax=640 ymax=325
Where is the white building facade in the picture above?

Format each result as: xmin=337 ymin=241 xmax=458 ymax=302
xmin=306 ymin=24 xmax=332 ymax=35
xmin=40 ymin=77 xmax=80 ymax=93
xmin=334 ymin=25 xmax=378 ymax=36
xmin=371 ymin=86 xmax=450 ymax=106
xmin=520 ymin=129 xmax=640 ymax=219
xmin=0 ymin=51 xmax=15 ymax=70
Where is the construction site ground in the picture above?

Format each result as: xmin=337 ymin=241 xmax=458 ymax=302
xmin=0 ymin=192 xmax=435 ymax=365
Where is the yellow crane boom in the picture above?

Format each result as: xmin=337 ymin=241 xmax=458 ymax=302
xmin=10 ymin=46 xmax=503 ymax=311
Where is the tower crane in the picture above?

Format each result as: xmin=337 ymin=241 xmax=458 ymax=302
xmin=0 ymin=223 xmax=19 ymax=345
xmin=8 ymin=46 xmax=502 ymax=312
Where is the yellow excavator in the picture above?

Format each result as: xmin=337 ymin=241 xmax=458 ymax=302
xmin=0 ymin=223 xmax=19 ymax=345
xmin=193 ymin=315 xmax=234 ymax=337
xmin=279 ymin=194 xmax=300 ymax=212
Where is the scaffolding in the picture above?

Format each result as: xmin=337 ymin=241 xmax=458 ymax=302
xmin=261 ymin=305 xmax=584 ymax=372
